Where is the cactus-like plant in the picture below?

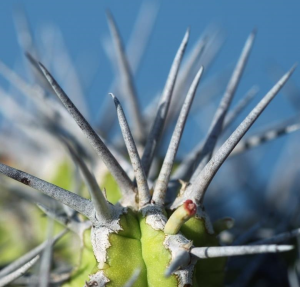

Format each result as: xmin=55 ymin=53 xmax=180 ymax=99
xmin=1 ymin=7 xmax=300 ymax=287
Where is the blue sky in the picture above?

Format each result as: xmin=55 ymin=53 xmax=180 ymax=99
xmin=0 ymin=1 xmax=299 ymax=105
xmin=0 ymin=0 xmax=299 ymax=158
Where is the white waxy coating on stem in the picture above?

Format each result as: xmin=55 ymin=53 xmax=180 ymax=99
xmin=191 ymin=244 xmax=293 ymax=259
xmin=140 ymin=204 xmax=168 ymax=231
xmin=38 ymin=63 xmax=136 ymax=198
xmin=90 ymin=205 xmax=124 ymax=267
xmin=191 ymin=65 xmax=296 ymax=204
xmin=163 ymin=234 xmax=195 ymax=286
xmin=85 ymin=271 xmax=110 ymax=287
xmin=138 ymin=204 xmax=195 ymax=286
xmin=190 ymin=30 xmax=256 ymax=181
xmin=0 ymin=162 xmax=95 ymax=220
xmin=0 ymin=255 xmax=40 ymax=287
xmin=66 ymin=142 xmax=112 ymax=222
xmin=106 ymin=11 xmax=145 ymax=143
xmin=152 ymin=67 xmax=204 ymax=205
xmin=110 ymin=93 xmax=150 ymax=207
xmin=164 ymin=248 xmax=189 ymax=277
xmin=141 ymin=29 xmax=190 ymax=177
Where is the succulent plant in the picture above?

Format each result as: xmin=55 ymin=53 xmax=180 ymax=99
xmin=1 ymin=5 xmax=300 ymax=287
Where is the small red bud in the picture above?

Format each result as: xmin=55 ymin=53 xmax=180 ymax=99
xmin=183 ymin=200 xmax=196 ymax=216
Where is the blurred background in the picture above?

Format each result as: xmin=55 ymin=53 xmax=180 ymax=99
xmin=0 ymin=0 xmax=299 ymax=123
xmin=0 ymin=1 xmax=300 ymax=286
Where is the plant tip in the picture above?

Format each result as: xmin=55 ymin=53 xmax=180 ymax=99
xmin=183 ymin=199 xmax=197 ymax=216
